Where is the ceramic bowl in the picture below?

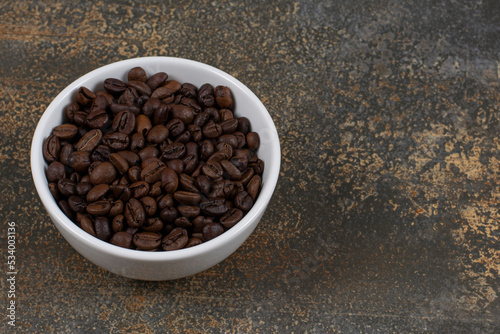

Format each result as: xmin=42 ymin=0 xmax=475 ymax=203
xmin=31 ymin=57 xmax=280 ymax=280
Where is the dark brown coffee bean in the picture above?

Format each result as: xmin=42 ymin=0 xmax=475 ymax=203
xmin=73 ymin=111 xmax=88 ymax=126
xmin=127 ymin=80 xmax=151 ymax=96
xmin=112 ymin=215 xmax=125 ymax=232
xmin=202 ymin=160 xmax=223 ymax=179
xmin=209 ymin=180 xmax=235 ymax=199
xmin=109 ymin=200 xmax=124 ymax=217
xmin=234 ymin=191 xmax=253 ymax=212
xmin=249 ymin=158 xmax=264 ymax=175
xmin=129 ymin=181 xmax=150 ymax=198
xmin=216 ymin=142 xmax=233 ymax=160
xmin=194 ymin=111 xmax=210 ymax=127
xmin=127 ymin=166 xmax=141 ymax=183
xmin=220 ymin=108 xmax=234 ymax=121
xmin=185 ymin=141 xmax=199 ymax=157
xmin=185 ymin=237 xmax=203 ymax=248
xmin=237 ymin=117 xmax=251 ymax=134
xmin=43 ymin=134 xmax=60 ymax=163
xmin=165 ymin=159 xmax=183 ymax=174
xmin=140 ymin=196 xmax=157 ymax=216
xmin=175 ymin=130 xmax=191 ymax=144
xmin=160 ymin=206 xmax=179 ymax=224
xmin=59 ymin=144 xmax=73 ymax=166
xmin=49 ymin=182 xmax=60 ymax=200
xmin=219 ymin=134 xmax=239 ymax=149
xmin=79 ymin=215 xmax=96 ymax=237
xmin=116 ymin=150 xmax=141 ymax=166
xmin=109 ymin=153 xmax=130 ymax=174
xmin=151 ymin=86 xmax=173 ymax=100
xmin=178 ymin=173 xmax=198 ymax=193
xmin=86 ymin=200 xmax=111 ymax=216
xmin=118 ymin=87 xmax=139 ymax=106
xmin=124 ymin=198 xmax=146 ymax=228
xmin=195 ymin=175 xmax=211 ymax=195
xmin=174 ymin=191 xmax=201 ymax=205
xmin=68 ymin=195 xmax=87 ymax=213
xmin=171 ymin=104 xmax=194 ymax=125
xmin=110 ymin=231 xmax=133 ymax=249
xmin=173 ymin=217 xmax=191 ymax=228
xmin=199 ymin=140 xmax=214 ymax=160
xmin=90 ymin=95 xmax=109 ymax=113
xmin=153 ymin=103 xmax=170 ymax=125
xmin=53 ymin=124 xmax=78 ymax=140
xmin=66 ymin=102 xmax=79 ymax=122
xmin=77 ymin=86 xmax=96 ymax=106
xmin=95 ymin=217 xmax=112 ymax=241
xmin=112 ymin=111 xmax=136 ymax=135
xmin=233 ymin=131 xmax=246 ymax=148
xmin=111 ymin=103 xmax=141 ymax=115
xmin=130 ymin=132 xmax=145 ymax=151
xmin=103 ymin=131 xmax=130 ymax=151
xmin=220 ymin=208 xmax=244 ymax=229
xmin=141 ymin=97 xmax=161 ymax=118
xmin=87 ymin=109 xmax=110 ymax=129
xmin=143 ymin=217 xmax=163 ymax=233
xmin=111 ymin=184 xmax=131 ymax=202
xmin=46 ymin=161 xmax=66 ymax=182
xmin=231 ymin=156 xmax=248 ymax=172
xmin=240 ymin=168 xmax=255 ymax=185
xmin=160 ymin=168 xmax=178 ymax=193
xmin=220 ymin=118 xmax=239 ymax=134
xmin=133 ymin=232 xmax=162 ymax=250
xmin=91 ymin=145 xmax=111 ymax=162
xmin=214 ymin=86 xmax=234 ymax=109
xmin=147 ymin=125 xmax=169 ymax=144
xmin=104 ymin=78 xmax=127 ymax=95
xmin=163 ymin=80 xmax=181 ymax=93
xmin=220 ymin=159 xmax=242 ymax=181
xmin=86 ymin=184 xmax=110 ymax=202
xmin=202 ymin=120 xmax=222 ymax=139
xmin=203 ymin=222 xmax=224 ymax=241
xmin=128 ymin=67 xmax=148 ymax=82
xmin=146 ymin=72 xmax=168 ymax=90
xmin=247 ymin=175 xmax=262 ymax=201
xmin=141 ymin=159 xmax=165 ymax=184
xmin=162 ymin=227 xmax=188 ymax=251
xmin=69 ymin=151 xmax=92 ymax=173
xmin=197 ymin=83 xmax=215 ymax=107
xmin=57 ymin=178 xmax=76 ymax=197
xmin=247 ymin=132 xmax=260 ymax=151
xmin=75 ymin=129 xmax=102 ymax=152
xmin=161 ymin=142 xmax=186 ymax=160
xmin=200 ymin=198 xmax=229 ymax=216
xmin=177 ymin=205 xmax=200 ymax=219
xmin=89 ymin=162 xmax=116 ymax=185
xmin=179 ymin=83 xmax=197 ymax=98
xmin=76 ymin=182 xmax=93 ymax=197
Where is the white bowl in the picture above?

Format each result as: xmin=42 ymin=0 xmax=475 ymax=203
xmin=31 ymin=57 xmax=281 ymax=280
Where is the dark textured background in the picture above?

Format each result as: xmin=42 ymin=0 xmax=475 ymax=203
xmin=1 ymin=0 xmax=499 ymax=333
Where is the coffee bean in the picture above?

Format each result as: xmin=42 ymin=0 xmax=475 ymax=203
xmin=234 ymin=191 xmax=253 ymax=212
xmin=46 ymin=161 xmax=66 ymax=182
xmin=110 ymin=231 xmax=133 ymax=249
xmin=161 ymin=142 xmax=186 ymax=160
xmin=141 ymin=159 xmax=165 ymax=184
xmin=202 ymin=222 xmax=224 ymax=241
xmin=75 ymin=129 xmax=102 ymax=152
xmin=142 ymin=217 xmax=163 ymax=233
xmin=129 ymin=181 xmax=150 ymax=198
xmin=147 ymin=125 xmax=169 ymax=144
xmin=87 ymin=109 xmax=110 ymax=129
xmin=43 ymin=134 xmax=60 ymax=163
xmin=247 ymin=175 xmax=262 ymax=201
xmin=146 ymin=72 xmax=168 ymax=90
xmin=214 ymin=86 xmax=234 ymax=109
xmin=69 ymin=151 xmax=92 ymax=173
xmin=174 ymin=191 xmax=201 ymax=205
xmin=57 ymin=178 xmax=76 ymax=197
xmin=197 ymin=83 xmax=215 ymax=107
xmin=86 ymin=184 xmax=110 ymax=202
xmin=89 ymin=162 xmax=117 ymax=185
xmin=109 ymin=200 xmax=124 ymax=217
xmin=162 ymin=227 xmax=188 ymax=251
xmin=133 ymin=232 xmax=162 ymax=250
xmin=109 ymin=153 xmax=130 ymax=174
xmin=79 ymin=215 xmax=96 ymax=237
xmin=53 ymin=124 xmax=78 ymax=140
xmin=124 ymin=198 xmax=146 ymax=228
xmin=103 ymin=131 xmax=130 ymax=151
xmin=77 ymin=86 xmax=96 ymax=106
xmin=247 ymin=132 xmax=260 ymax=151
xmin=128 ymin=67 xmax=148 ymax=82
xmin=95 ymin=217 xmax=112 ymax=241
xmin=68 ymin=195 xmax=87 ymax=213
xmin=86 ymin=200 xmax=111 ymax=216
xmin=127 ymin=80 xmax=151 ymax=96
xmin=202 ymin=120 xmax=222 ymax=138
xmin=171 ymin=104 xmax=194 ymax=125
xmin=104 ymin=78 xmax=127 ymax=95
xmin=177 ymin=205 xmax=200 ymax=219
xmin=200 ymin=198 xmax=229 ymax=216
xmin=185 ymin=237 xmax=203 ymax=248
xmin=91 ymin=145 xmax=111 ymax=162
xmin=220 ymin=208 xmax=244 ymax=229
xmin=112 ymin=111 xmax=136 ymax=135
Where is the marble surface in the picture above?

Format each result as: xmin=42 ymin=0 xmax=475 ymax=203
xmin=0 ymin=0 xmax=499 ymax=332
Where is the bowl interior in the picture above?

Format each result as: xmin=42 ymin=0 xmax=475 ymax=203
xmin=31 ymin=57 xmax=281 ymax=262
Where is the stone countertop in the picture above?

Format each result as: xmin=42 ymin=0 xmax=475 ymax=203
xmin=1 ymin=0 xmax=499 ymax=332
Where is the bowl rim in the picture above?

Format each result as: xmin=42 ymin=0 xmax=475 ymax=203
xmin=30 ymin=56 xmax=281 ymax=262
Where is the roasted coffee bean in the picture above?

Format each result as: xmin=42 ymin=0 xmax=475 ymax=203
xmin=146 ymin=72 xmax=168 ymax=90
xmin=247 ymin=175 xmax=262 ymax=201
xmin=233 ymin=131 xmax=246 ymax=148
xmin=220 ymin=118 xmax=239 ymax=134
xmin=185 ymin=237 xmax=203 ymax=248
xmin=127 ymin=166 xmax=141 ymax=183
xmin=220 ymin=159 xmax=242 ymax=181
xmin=149 ymin=181 xmax=162 ymax=197
xmin=116 ymin=151 xmax=141 ymax=166
xmin=179 ymin=83 xmax=197 ymax=99
xmin=163 ymin=80 xmax=181 ymax=93
xmin=103 ymin=131 xmax=130 ymax=151
xmin=57 ymin=178 xmax=76 ymax=197
xmin=95 ymin=217 xmax=112 ymax=241
xmin=111 ymin=184 xmax=131 ymax=202
xmin=173 ymin=216 xmax=191 ymax=228
xmin=195 ymin=175 xmax=211 ymax=195
xmin=171 ymin=105 xmax=194 ymax=125
xmin=124 ymin=198 xmax=146 ymax=227
xmin=118 ymin=87 xmax=139 ymax=106
xmin=237 ymin=117 xmax=251 ymax=134
xmin=179 ymin=173 xmax=198 ymax=193
xmin=161 ymin=168 xmax=178 ymax=193
xmin=141 ymin=97 xmax=161 ymax=117
xmin=249 ymin=158 xmax=264 ymax=175
xmin=133 ymin=232 xmax=161 ymax=250
xmin=182 ymin=154 xmax=198 ymax=174
xmin=46 ymin=161 xmax=66 ymax=182
xmin=109 ymin=153 xmax=130 ymax=174
xmin=141 ymin=159 xmax=165 ymax=184
xmin=76 ymin=182 xmax=93 ymax=197
xmin=160 ymin=206 xmax=179 ymax=224
xmin=209 ymin=180 xmax=235 ymax=199
xmin=199 ymin=140 xmax=214 ymax=160
xmin=127 ymin=80 xmax=151 ymax=96
xmin=49 ymin=182 xmax=60 ymax=199
xmin=197 ymin=83 xmax=215 ymax=107
xmin=185 ymin=141 xmax=199 ymax=157
xmin=177 ymin=206 xmax=200 ymax=219
xmin=165 ymin=159 xmax=183 ymax=174
xmin=220 ymin=208 xmax=244 ymax=229
xmin=59 ymin=144 xmax=74 ymax=166
xmin=90 ymin=95 xmax=109 ymax=113
xmin=110 ymin=231 xmax=133 ymax=249
xmin=220 ymin=108 xmax=233 ymax=121
xmin=200 ymin=198 xmax=229 ymax=216
xmin=91 ymin=145 xmax=111 ymax=162
xmin=175 ymin=130 xmax=191 ymax=144
xmin=68 ymin=195 xmax=87 ymax=213
xmin=161 ymin=142 xmax=186 ymax=160
xmin=143 ymin=217 xmax=163 ymax=233
xmin=162 ymin=227 xmax=188 ymax=251
xmin=86 ymin=200 xmax=111 ymax=216
xmin=130 ymin=132 xmax=145 ymax=151
xmin=147 ymin=124 xmax=169 ymax=144
xmin=112 ymin=215 xmax=125 ymax=232
xmin=77 ymin=86 xmax=96 ymax=106
xmin=219 ymin=134 xmax=239 ymax=149
xmin=112 ymin=111 xmax=136 ymax=135
xmin=140 ymin=196 xmax=157 ymax=216
xmin=66 ymin=102 xmax=79 ymax=122
xmin=128 ymin=67 xmax=148 ymax=82
xmin=53 ymin=124 xmax=78 ymax=140
xmin=104 ymin=78 xmax=127 ymax=95
xmin=129 ymin=181 xmax=150 ymax=198
xmin=43 ymin=134 xmax=60 ymax=163
xmin=109 ymin=200 xmax=124 ymax=217
xmin=203 ymin=222 xmax=224 ymax=241
xmin=234 ymin=191 xmax=253 ymax=212
xmin=174 ymin=191 xmax=201 ymax=205
xmin=247 ymin=132 xmax=260 ymax=151
xmin=69 ymin=151 xmax=92 ymax=173
xmin=214 ymin=85 xmax=234 ymax=109
xmin=230 ymin=156 xmax=248 ymax=172
xmin=75 ymin=129 xmax=102 ymax=152
xmin=111 ymin=102 xmax=141 ymax=116
xmin=87 ymin=109 xmax=110 ymax=129
xmin=202 ymin=120 xmax=222 ymax=138
xmin=194 ymin=111 xmax=210 ymax=127
xmin=151 ymin=86 xmax=173 ymax=101
xmin=216 ymin=142 xmax=233 ymax=159
xmin=79 ymin=215 xmax=96 ymax=237
xmin=153 ymin=103 xmax=170 ymax=125
xmin=73 ymin=111 xmax=88 ymax=126
xmin=86 ymin=184 xmax=110 ymax=202
xmin=89 ymin=162 xmax=117 ymax=185
xmin=202 ymin=160 xmax=223 ymax=179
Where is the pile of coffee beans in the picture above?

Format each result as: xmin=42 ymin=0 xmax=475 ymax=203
xmin=43 ymin=67 xmax=263 ymax=251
